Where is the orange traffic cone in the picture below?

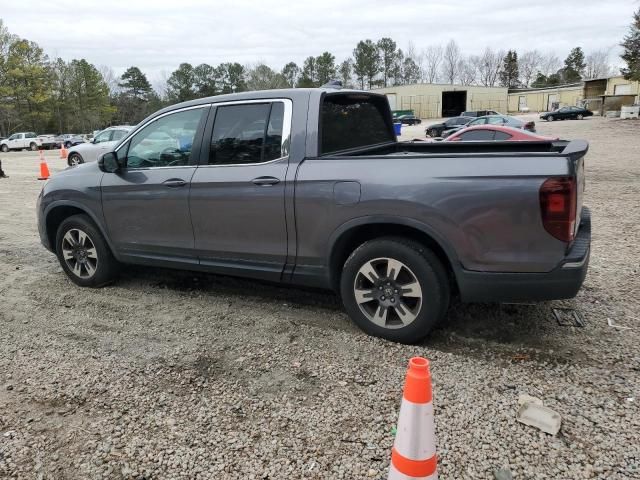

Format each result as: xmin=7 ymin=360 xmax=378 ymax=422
xmin=60 ymin=145 xmax=68 ymax=159
xmin=388 ymin=357 xmax=438 ymax=480
xmin=38 ymin=150 xmax=50 ymax=180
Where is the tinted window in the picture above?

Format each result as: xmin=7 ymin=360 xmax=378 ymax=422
xmin=321 ymin=94 xmax=393 ymax=154
xmin=209 ymin=102 xmax=284 ymax=165
xmin=265 ymin=103 xmax=284 ymax=161
xmin=493 ymin=131 xmax=512 ymax=140
xmin=445 ymin=117 xmax=463 ymax=127
xmin=126 ymin=108 xmax=204 ymax=168
xmin=459 ymin=130 xmax=495 ymax=141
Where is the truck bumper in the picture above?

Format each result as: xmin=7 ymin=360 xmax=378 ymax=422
xmin=457 ymin=207 xmax=591 ymax=303
xmin=36 ymin=191 xmax=53 ymax=253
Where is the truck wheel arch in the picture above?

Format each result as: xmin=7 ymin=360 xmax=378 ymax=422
xmin=45 ymin=203 xmax=118 ymax=259
xmin=327 ymin=217 xmax=460 ymax=293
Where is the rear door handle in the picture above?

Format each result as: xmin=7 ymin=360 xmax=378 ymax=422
xmin=251 ymin=176 xmax=280 ymax=186
xmin=163 ymin=178 xmax=187 ymax=188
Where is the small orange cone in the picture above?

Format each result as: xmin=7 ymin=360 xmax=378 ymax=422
xmin=60 ymin=145 xmax=68 ymax=159
xmin=388 ymin=357 xmax=438 ymax=480
xmin=38 ymin=150 xmax=50 ymax=180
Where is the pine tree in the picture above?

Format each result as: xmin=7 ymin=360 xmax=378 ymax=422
xmin=621 ymin=8 xmax=640 ymax=81
xmin=499 ymin=50 xmax=519 ymax=88
xmin=166 ymin=63 xmax=196 ymax=102
xmin=377 ymin=37 xmax=397 ymax=87
xmin=562 ymin=47 xmax=586 ymax=83
xmin=315 ymin=52 xmax=336 ymax=86
xmin=281 ymin=62 xmax=299 ymax=88
xmin=353 ymin=40 xmax=380 ymax=89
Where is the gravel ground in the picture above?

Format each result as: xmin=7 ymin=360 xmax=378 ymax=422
xmin=0 ymin=116 xmax=639 ymax=479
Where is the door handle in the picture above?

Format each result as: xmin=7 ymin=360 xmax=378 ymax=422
xmin=251 ymin=176 xmax=280 ymax=186
xmin=163 ymin=178 xmax=187 ymax=188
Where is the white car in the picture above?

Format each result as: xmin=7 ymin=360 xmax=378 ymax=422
xmin=67 ymin=126 xmax=133 ymax=166
xmin=1 ymin=132 xmax=43 ymax=152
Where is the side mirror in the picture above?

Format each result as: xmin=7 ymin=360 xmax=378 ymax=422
xmin=98 ymin=152 xmax=120 ymax=173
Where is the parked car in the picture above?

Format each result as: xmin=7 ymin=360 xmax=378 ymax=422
xmin=60 ymin=134 xmax=86 ymax=149
xmin=396 ymin=114 xmax=422 ymax=125
xmin=442 ymin=115 xmax=536 ymax=137
xmin=446 ymin=125 xmax=558 ymax=142
xmin=37 ymin=88 xmax=591 ymax=344
xmin=0 ymin=132 xmax=42 ymax=152
xmin=38 ymin=134 xmax=62 ymax=149
xmin=540 ymin=106 xmax=594 ymax=122
xmin=425 ymin=116 xmax=472 ymax=137
xmin=66 ymin=126 xmax=134 ymax=166
xmin=461 ymin=110 xmax=500 ymax=117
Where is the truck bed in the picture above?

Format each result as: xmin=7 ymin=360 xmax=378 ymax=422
xmin=330 ymin=139 xmax=574 ymax=157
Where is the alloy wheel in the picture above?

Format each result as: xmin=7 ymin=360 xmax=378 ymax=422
xmin=69 ymin=154 xmax=82 ymax=166
xmin=353 ymin=257 xmax=423 ymax=329
xmin=61 ymin=228 xmax=98 ymax=279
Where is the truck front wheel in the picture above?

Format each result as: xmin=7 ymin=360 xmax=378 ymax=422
xmin=55 ymin=214 xmax=119 ymax=287
xmin=29 ymin=142 xmax=37 ymax=151
xmin=340 ymin=237 xmax=450 ymax=344
xmin=1 ymin=144 xmax=8 ymax=153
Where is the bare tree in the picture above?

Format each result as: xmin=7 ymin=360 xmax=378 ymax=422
xmin=441 ymin=39 xmax=461 ymax=84
xmin=519 ymin=50 xmax=543 ymax=87
xmin=98 ymin=65 xmax=119 ymax=95
xmin=423 ymin=44 xmax=443 ymax=83
xmin=477 ymin=47 xmax=503 ymax=87
xmin=585 ymin=49 xmax=613 ymax=79
xmin=457 ymin=56 xmax=477 ymax=85
xmin=540 ymin=52 xmax=562 ymax=76
xmin=405 ymin=41 xmax=424 ymax=81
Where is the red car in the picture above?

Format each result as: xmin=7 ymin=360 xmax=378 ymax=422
xmin=445 ymin=125 xmax=558 ymax=142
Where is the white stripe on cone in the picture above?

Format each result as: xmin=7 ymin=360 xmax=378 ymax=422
xmin=393 ymin=399 xmax=436 ymax=461
xmin=388 ymin=463 xmax=438 ymax=480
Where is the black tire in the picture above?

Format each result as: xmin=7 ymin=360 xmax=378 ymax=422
xmin=65 ymin=141 xmax=72 ymax=149
xmin=68 ymin=152 xmax=84 ymax=167
xmin=340 ymin=237 xmax=450 ymax=344
xmin=577 ymin=114 xmax=583 ymax=120
xmin=29 ymin=142 xmax=37 ymax=151
xmin=1 ymin=144 xmax=8 ymax=153
xmin=547 ymin=115 xmax=554 ymax=122
xmin=55 ymin=214 xmax=119 ymax=287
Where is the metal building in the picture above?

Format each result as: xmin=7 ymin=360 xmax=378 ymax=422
xmin=507 ymin=84 xmax=584 ymax=113
xmin=371 ymin=83 xmax=509 ymax=118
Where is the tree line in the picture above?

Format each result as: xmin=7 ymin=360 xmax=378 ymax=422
xmin=2 ymin=8 xmax=639 ymax=136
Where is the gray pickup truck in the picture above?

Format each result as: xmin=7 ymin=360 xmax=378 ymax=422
xmin=37 ymin=87 xmax=590 ymax=343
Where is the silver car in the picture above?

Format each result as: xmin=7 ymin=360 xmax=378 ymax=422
xmin=67 ymin=126 xmax=133 ymax=166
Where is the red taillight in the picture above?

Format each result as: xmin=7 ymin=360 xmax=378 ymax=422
xmin=540 ymin=177 xmax=577 ymax=243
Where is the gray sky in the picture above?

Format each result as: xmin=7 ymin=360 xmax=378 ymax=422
xmin=1 ymin=0 xmax=636 ymax=83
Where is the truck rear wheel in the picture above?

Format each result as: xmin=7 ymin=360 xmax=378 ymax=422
xmin=340 ymin=237 xmax=450 ymax=344
xmin=29 ymin=142 xmax=37 ymax=151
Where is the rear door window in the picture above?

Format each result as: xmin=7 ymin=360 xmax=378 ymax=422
xmin=112 ymin=130 xmax=128 ymax=142
xmin=458 ymin=130 xmax=495 ymax=141
xmin=208 ymin=102 xmax=284 ymax=165
xmin=493 ymin=131 xmax=512 ymax=140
